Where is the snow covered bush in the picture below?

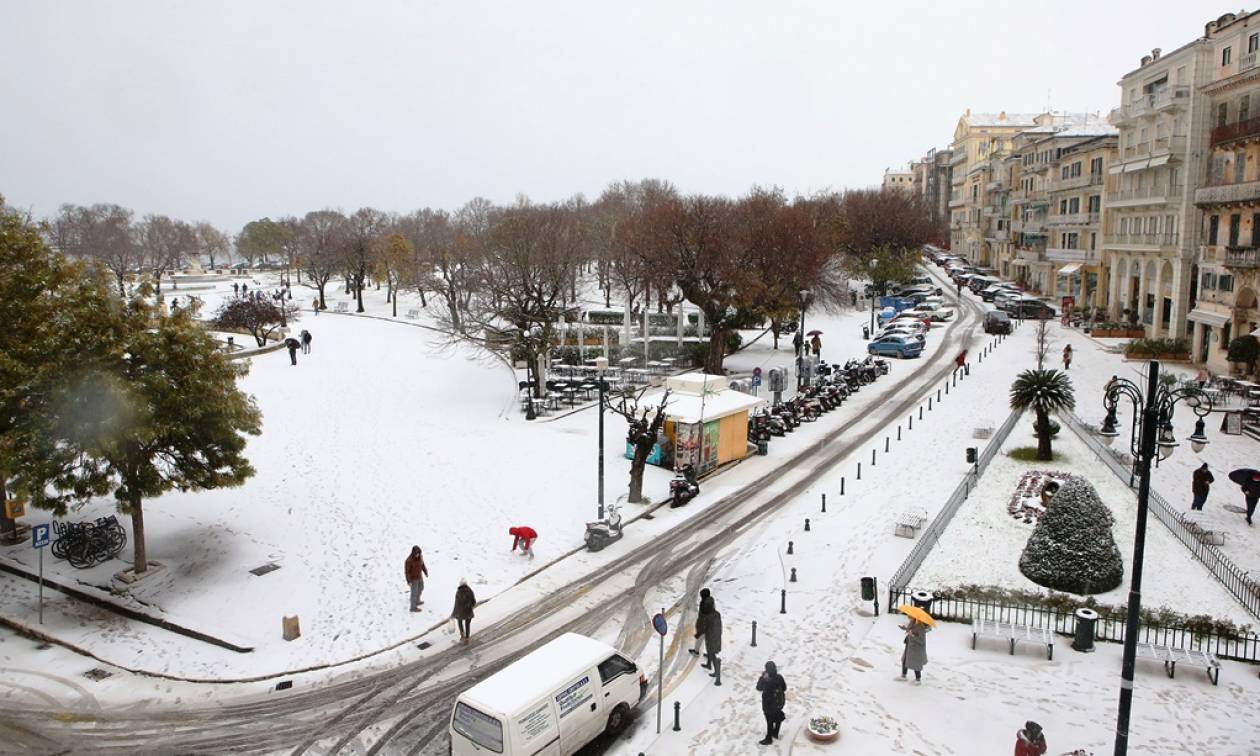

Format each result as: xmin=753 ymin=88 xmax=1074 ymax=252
xmin=1018 ymin=477 xmax=1123 ymax=595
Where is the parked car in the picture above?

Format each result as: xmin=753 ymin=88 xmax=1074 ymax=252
xmin=449 ymin=633 xmax=647 ymax=756
xmin=905 ymin=305 xmax=955 ymax=322
xmin=983 ymin=310 xmax=1013 ymax=335
xmin=980 ymin=284 xmax=1019 ymax=302
xmin=868 ymin=334 xmax=924 ymax=358
xmin=1003 ymin=297 xmax=1056 ymax=320
xmin=878 ymin=323 xmax=927 ymax=342
xmin=993 ymin=290 xmax=1022 ymax=309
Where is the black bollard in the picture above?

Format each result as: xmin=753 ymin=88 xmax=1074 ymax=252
xmin=919 ymin=406 xmax=923 ymax=420
xmin=780 ymin=589 xmax=786 ymax=614
xmin=840 ymin=476 xmax=845 ymax=495
xmin=885 ymin=436 xmax=890 ymax=452
xmin=946 ymin=380 xmax=950 ymax=394
xmin=751 ymin=620 xmax=758 ymax=647
xmin=821 ymin=493 xmax=827 ymax=512
xmin=857 ymin=461 xmax=862 ymax=480
xmin=804 ymin=518 xmax=811 ymax=532
xmin=965 ymin=364 xmax=970 ymax=376
xmin=897 ymin=425 xmax=901 ymax=441
xmin=787 ymin=540 xmax=794 ymax=555
xmin=790 ymin=567 xmax=797 ymax=582
xmin=871 ymin=448 xmax=876 ymax=466
xmin=673 ymin=701 xmax=681 ymax=731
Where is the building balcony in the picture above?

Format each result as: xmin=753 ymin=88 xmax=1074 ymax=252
xmin=1103 ymin=233 xmax=1180 ymax=249
xmin=1054 ymin=173 xmax=1104 ymax=191
xmin=1195 ymin=180 xmax=1260 ymax=206
xmin=1015 ymin=247 xmax=1043 ymax=263
xmin=1211 ymin=115 xmax=1260 ymax=148
xmin=1242 ymin=51 xmax=1260 ymax=73
xmin=1225 ymin=246 xmax=1260 ymax=268
xmin=948 ymin=196 xmax=966 ymax=208
xmin=1106 ymin=184 xmax=1183 ymax=207
xmin=949 ymin=150 xmax=968 ymax=166
xmin=1047 ymin=212 xmax=1088 ymax=226
xmin=1046 ymin=247 xmax=1095 ymax=264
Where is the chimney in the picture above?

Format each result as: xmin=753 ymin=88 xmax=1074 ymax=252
xmin=1152 ymin=47 xmax=1161 ymax=60
xmin=1141 ymin=55 xmax=1152 ymax=67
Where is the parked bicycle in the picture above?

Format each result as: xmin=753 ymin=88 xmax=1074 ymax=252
xmin=50 ymin=516 xmax=127 ymax=568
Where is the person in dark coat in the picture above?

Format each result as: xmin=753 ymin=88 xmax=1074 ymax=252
xmin=900 ymin=618 xmax=931 ymax=682
xmin=300 ymin=329 xmax=312 ymax=354
xmin=1243 ymin=473 xmax=1260 ymax=526
xmin=285 ymin=337 xmax=300 ymax=365
xmin=703 ymin=609 xmax=722 ymax=685
xmin=690 ymin=588 xmax=715 ymax=658
xmin=452 ymin=579 xmax=477 ymax=644
xmin=1062 ymin=344 xmax=1073 ymax=370
xmin=404 ymin=546 xmax=428 ymax=612
xmin=810 ymin=334 xmax=822 ymax=357
xmin=1191 ymin=463 xmax=1214 ymax=511
xmin=1014 ymin=720 xmax=1047 ymax=756
xmin=756 ymin=660 xmax=787 ymax=745
xmin=792 ymin=329 xmax=804 ymax=357
xmin=233 ymin=282 xmax=240 ymax=296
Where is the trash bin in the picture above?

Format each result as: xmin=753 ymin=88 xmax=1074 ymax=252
xmin=1072 ymin=608 xmax=1098 ymax=653
xmin=862 ymin=325 xmax=870 ymax=340
xmin=757 ymin=440 xmax=768 ymax=456
xmin=910 ymin=590 xmax=935 ymax=614
xmin=860 ymin=577 xmax=876 ymax=601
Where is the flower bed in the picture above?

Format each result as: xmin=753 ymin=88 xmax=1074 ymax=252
xmin=1007 ymin=470 xmax=1076 ymax=523
xmin=807 ymin=715 xmax=840 ymax=743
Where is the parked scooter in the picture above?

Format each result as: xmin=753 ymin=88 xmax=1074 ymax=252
xmin=669 ymin=464 xmax=700 ymax=508
xmin=584 ymin=502 xmax=624 ymax=552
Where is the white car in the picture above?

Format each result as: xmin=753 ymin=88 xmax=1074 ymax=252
xmin=994 ymin=291 xmax=1022 ymax=308
xmin=904 ymin=305 xmax=955 ymax=322
xmin=878 ymin=323 xmax=927 ymax=341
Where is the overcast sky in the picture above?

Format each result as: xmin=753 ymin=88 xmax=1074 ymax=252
xmin=1 ymin=0 xmax=1220 ymax=230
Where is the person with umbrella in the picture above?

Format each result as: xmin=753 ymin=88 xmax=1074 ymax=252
xmin=1191 ymin=463 xmax=1214 ymax=511
xmin=808 ymin=330 xmax=822 ymax=357
xmin=284 ymin=336 xmax=300 ymax=366
xmin=897 ymin=604 xmax=934 ymax=683
xmin=1229 ymin=468 xmax=1260 ymax=526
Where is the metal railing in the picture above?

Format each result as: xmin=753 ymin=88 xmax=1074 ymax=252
xmin=1225 ymin=247 xmax=1260 ymax=268
xmin=1062 ymin=411 xmax=1260 ymax=620
xmin=1107 ymin=184 xmax=1182 ymax=204
xmin=1212 ymin=114 xmax=1260 ymax=147
xmin=1103 ymin=233 xmax=1180 ymax=247
xmin=888 ymin=408 xmax=1024 ymax=593
xmin=887 ymin=587 xmax=1260 ymax=662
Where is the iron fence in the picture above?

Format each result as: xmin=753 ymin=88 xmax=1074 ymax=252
xmin=889 ymin=586 xmax=1260 ymax=663
xmin=1063 ymin=411 xmax=1260 ymax=620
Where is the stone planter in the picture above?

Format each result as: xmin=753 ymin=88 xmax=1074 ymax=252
xmin=1123 ymin=352 xmax=1191 ymax=362
xmin=807 ymin=715 xmax=840 ymax=743
xmin=1093 ymin=328 xmax=1145 ymax=338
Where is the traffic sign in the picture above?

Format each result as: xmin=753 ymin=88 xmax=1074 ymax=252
xmin=652 ymin=612 xmax=667 ymax=636
xmin=753 ymin=367 xmax=762 ymax=376
xmin=32 ymin=523 xmax=50 ymax=549
xmin=752 ymin=374 xmax=762 ymax=386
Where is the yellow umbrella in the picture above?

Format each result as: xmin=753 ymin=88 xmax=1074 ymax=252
xmin=896 ymin=604 xmax=936 ymax=626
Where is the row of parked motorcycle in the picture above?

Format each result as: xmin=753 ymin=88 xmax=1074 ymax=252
xmin=748 ymin=355 xmax=890 ymax=441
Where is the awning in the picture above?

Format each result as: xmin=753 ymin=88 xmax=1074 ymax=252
xmin=1187 ymin=308 xmax=1230 ymax=328
xmin=1108 ymin=163 xmax=1125 ymax=175
xmin=1147 ymin=154 xmax=1172 ymax=168
xmin=1056 ymin=263 xmax=1082 ymax=275
xmin=1124 ymin=159 xmax=1151 ymax=172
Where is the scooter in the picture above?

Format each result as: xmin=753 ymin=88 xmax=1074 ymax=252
xmin=584 ymin=502 xmax=624 ymax=552
xmin=669 ymin=464 xmax=700 ymax=508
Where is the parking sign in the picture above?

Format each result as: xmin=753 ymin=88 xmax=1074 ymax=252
xmin=32 ymin=524 xmax=50 ymax=549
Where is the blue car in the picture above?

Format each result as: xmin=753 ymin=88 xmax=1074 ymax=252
xmin=867 ymin=334 xmax=924 ymax=359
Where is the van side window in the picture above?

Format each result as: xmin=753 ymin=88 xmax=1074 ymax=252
xmin=597 ymin=655 xmax=636 ymax=684
xmin=452 ymin=702 xmax=505 ymax=753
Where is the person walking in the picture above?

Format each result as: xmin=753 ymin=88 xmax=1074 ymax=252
xmin=689 ymin=588 xmax=715 ymax=658
xmin=899 ymin=617 xmax=931 ymax=682
xmin=954 ymin=349 xmax=967 ymax=371
xmin=242 ymin=283 xmax=249 ymax=296
xmin=755 ymin=660 xmax=787 ymax=745
xmin=404 ymin=546 xmax=428 ymax=612
xmin=1062 ymin=344 xmax=1073 ymax=371
xmin=703 ymin=609 xmax=722 ymax=686
xmin=300 ymin=329 xmax=312 ymax=354
xmin=312 ymin=297 xmax=320 ymax=315
xmin=1191 ymin=463 xmax=1214 ymax=511
xmin=233 ymin=282 xmax=240 ymax=297
xmin=792 ymin=329 xmax=804 ymax=357
xmin=452 ymin=579 xmax=477 ymax=644
xmin=284 ymin=337 xmax=300 ymax=366
xmin=1243 ymin=473 xmax=1260 ymax=526
xmin=810 ymin=333 xmax=822 ymax=358
xmin=508 ymin=525 xmax=538 ymax=557
xmin=1014 ymin=721 xmax=1047 ymax=756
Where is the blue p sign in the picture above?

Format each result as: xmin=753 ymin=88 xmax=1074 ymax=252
xmin=32 ymin=523 xmax=50 ymax=549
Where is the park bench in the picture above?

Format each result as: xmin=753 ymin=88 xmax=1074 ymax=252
xmin=970 ymin=617 xmax=1054 ymax=660
xmin=893 ymin=509 xmax=928 ymax=539
xmin=1136 ymin=642 xmax=1220 ymax=685
xmin=1184 ymin=520 xmax=1226 ymax=546
xmin=334 ymin=302 xmax=349 ymax=313
xmin=405 ymin=308 xmax=420 ymax=319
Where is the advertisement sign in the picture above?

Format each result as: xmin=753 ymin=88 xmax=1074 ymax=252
xmin=3 ymin=496 xmax=24 ymax=520
xmin=555 ymin=676 xmax=593 ymax=719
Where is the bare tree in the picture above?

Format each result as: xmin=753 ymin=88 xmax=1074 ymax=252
xmin=195 ymin=222 xmax=230 ymax=270
xmin=137 ymin=214 xmax=197 ymax=292
xmin=373 ymin=230 xmax=412 ymax=318
xmin=606 ymin=388 xmax=672 ymax=503
xmin=343 ymin=208 xmax=388 ymax=313
xmin=1033 ymin=318 xmax=1053 ymax=369
xmin=54 ymin=203 xmax=137 ymax=296
xmin=297 ymin=210 xmax=345 ymax=310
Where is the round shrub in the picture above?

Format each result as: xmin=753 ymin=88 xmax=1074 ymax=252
xmin=1018 ymin=477 xmax=1124 ymax=595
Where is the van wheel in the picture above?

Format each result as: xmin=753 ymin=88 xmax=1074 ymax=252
xmin=606 ymin=703 xmax=630 ymax=736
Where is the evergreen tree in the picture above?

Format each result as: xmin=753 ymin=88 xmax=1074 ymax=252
xmin=1019 ymin=477 xmax=1124 ymax=595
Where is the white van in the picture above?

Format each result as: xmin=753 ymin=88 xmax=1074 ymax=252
xmin=448 ymin=633 xmax=648 ymax=756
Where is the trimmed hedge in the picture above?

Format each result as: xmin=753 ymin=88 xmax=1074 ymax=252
xmin=1019 ymin=477 xmax=1124 ymax=595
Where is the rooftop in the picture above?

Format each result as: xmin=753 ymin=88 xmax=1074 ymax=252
xmin=460 ymin=633 xmax=619 ymax=714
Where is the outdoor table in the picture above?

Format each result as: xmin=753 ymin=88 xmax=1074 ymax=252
xmin=579 ymin=383 xmax=596 ymax=400
xmin=530 ymin=398 xmax=547 ymax=415
xmin=545 ymin=394 xmax=561 ymax=411
xmin=563 ymin=387 xmax=578 ymax=406
xmin=618 ymin=357 xmax=638 ymax=367
xmin=626 ymin=368 xmax=650 ymax=384
xmin=647 ymin=360 xmax=668 ymax=374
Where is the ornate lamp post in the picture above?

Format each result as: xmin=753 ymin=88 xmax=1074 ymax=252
xmin=868 ymin=258 xmax=879 ymax=334
xmin=595 ymin=355 xmax=608 ymax=521
xmin=1097 ymin=360 xmax=1211 ymax=756
xmin=797 ymin=288 xmax=811 ymax=390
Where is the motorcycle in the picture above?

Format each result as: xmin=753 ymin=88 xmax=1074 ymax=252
xmin=669 ymin=464 xmax=701 ymax=508
xmin=584 ymin=502 xmax=624 ymax=552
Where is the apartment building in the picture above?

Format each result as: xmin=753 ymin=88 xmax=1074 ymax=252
xmin=883 ymin=167 xmax=915 ymax=192
xmin=949 ymin=111 xmax=1041 ymax=265
xmin=1193 ymin=10 xmax=1260 ymax=370
xmin=910 ymin=147 xmax=954 ymax=232
xmin=1104 ymin=34 xmax=1212 ymax=340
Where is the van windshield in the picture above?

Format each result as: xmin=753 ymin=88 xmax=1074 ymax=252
xmin=453 ymin=702 xmax=504 ymax=753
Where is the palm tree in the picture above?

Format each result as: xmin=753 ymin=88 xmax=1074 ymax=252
xmin=1009 ymin=369 xmax=1075 ymax=461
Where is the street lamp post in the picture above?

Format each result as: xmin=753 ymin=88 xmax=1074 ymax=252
xmin=797 ymin=288 xmax=811 ymax=390
xmin=868 ymin=258 xmax=879 ymax=334
xmin=1097 ymin=360 xmax=1211 ymax=756
xmin=595 ymin=356 xmax=608 ymax=521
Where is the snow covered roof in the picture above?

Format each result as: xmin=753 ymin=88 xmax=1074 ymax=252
xmin=636 ymin=374 xmax=766 ymax=424
xmin=965 ymin=112 xmax=1041 ymax=127
xmin=459 ymin=633 xmax=620 ymax=715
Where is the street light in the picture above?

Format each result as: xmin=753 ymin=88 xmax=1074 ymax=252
xmin=868 ymin=258 xmax=879 ymax=334
xmin=797 ymin=288 xmax=811 ymax=390
xmin=1097 ymin=361 xmax=1211 ymax=756
xmin=595 ymin=355 xmax=608 ymax=521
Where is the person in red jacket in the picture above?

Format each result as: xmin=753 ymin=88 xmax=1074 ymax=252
xmin=1014 ymin=721 xmax=1046 ymax=756
xmin=509 ymin=526 xmax=538 ymax=557
xmin=404 ymin=546 xmax=428 ymax=612
xmin=955 ymin=349 xmax=968 ymax=370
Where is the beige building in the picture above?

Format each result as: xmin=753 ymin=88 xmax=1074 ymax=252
xmin=1105 ymin=32 xmax=1212 ymax=341
xmin=883 ymin=167 xmax=915 ymax=192
xmin=1194 ymin=10 xmax=1260 ymax=370
xmin=949 ymin=111 xmax=1042 ymax=266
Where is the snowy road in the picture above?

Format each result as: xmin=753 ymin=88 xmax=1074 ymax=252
xmin=0 ymin=275 xmax=989 ymax=755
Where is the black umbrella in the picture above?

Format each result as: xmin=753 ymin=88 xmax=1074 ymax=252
xmin=1228 ymin=468 xmax=1260 ymax=486
xmin=807 ymin=330 xmax=823 ymax=336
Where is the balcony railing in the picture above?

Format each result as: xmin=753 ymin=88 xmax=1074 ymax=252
xmin=1151 ymin=134 xmax=1187 ymax=157
xmin=1225 ymin=247 xmax=1260 ymax=268
xmin=1243 ymin=52 xmax=1260 ymax=72
xmin=949 ymin=150 xmax=968 ymax=165
xmin=1046 ymin=247 xmax=1094 ymax=263
xmin=1211 ymin=115 xmax=1260 ymax=147
xmin=1196 ymin=180 xmax=1260 ymax=206
xmin=1106 ymin=184 xmax=1183 ymax=206
xmin=1054 ymin=173 xmax=1104 ymax=191
xmin=1104 ymin=233 xmax=1180 ymax=248
xmin=1047 ymin=212 xmax=1088 ymax=226
xmin=948 ymin=196 xmax=966 ymax=208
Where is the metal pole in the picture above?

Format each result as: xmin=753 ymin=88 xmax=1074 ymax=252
xmin=38 ymin=546 xmax=44 ymax=625
xmin=1114 ymin=361 xmax=1160 ymax=756
xmin=657 ymin=607 xmax=665 ymax=734
xmin=598 ymin=378 xmax=606 ymax=521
